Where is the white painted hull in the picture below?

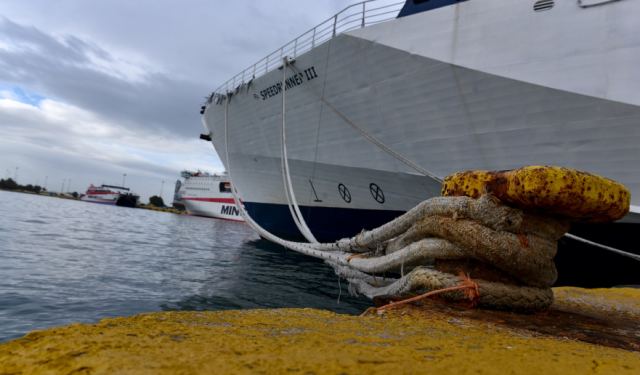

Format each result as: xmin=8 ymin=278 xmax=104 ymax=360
xmin=80 ymin=195 xmax=118 ymax=205
xmin=178 ymin=175 xmax=244 ymax=222
xmin=203 ymin=0 xmax=640 ymax=239
xmin=181 ymin=199 xmax=243 ymax=222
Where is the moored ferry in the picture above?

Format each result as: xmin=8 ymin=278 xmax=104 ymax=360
xmin=80 ymin=184 xmax=139 ymax=207
xmin=80 ymin=184 xmax=120 ymax=205
xmin=201 ymin=0 xmax=640 ymax=286
xmin=176 ymin=171 xmax=244 ymax=222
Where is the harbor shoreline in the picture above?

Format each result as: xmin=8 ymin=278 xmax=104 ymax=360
xmin=0 ymin=188 xmax=185 ymax=215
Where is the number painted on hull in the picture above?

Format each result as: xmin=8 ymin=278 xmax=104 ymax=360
xmin=309 ymin=180 xmax=323 ymax=202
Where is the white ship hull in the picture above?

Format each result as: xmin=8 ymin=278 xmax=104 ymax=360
xmin=80 ymin=193 xmax=119 ymax=205
xmin=80 ymin=196 xmax=118 ymax=205
xmin=178 ymin=174 xmax=244 ymax=222
xmin=80 ymin=184 xmax=137 ymax=207
xmin=202 ymin=0 xmax=640 ymax=286
xmin=182 ymin=198 xmax=243 ymax=222
xmin=203 ymin=0 xmax=640 ymax=243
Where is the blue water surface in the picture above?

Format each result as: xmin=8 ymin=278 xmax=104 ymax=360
xmin=0 ymin=190 xmax=371 ymax=342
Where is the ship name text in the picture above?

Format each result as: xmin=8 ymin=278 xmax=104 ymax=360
xmin=259 ymin=66 xmax=319 ymax=101
xmin=221 ymin=205 xmax=240 ymax=216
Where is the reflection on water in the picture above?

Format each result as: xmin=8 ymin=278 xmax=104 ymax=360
xmin=161 ymin=238 xmax=366 ymax=312
xmin=0 ymin=190 xmax=370 ymax=342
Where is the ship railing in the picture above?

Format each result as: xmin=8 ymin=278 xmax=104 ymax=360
xmin=212 ymin=0 xmax=404 ymax=97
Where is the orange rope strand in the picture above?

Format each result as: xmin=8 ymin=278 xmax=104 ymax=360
xmin=372 ymin=273 xmax=480 ymax=313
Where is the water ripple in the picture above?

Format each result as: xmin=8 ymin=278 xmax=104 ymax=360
xmin=0 ymin=190 xmax=370 ymax=342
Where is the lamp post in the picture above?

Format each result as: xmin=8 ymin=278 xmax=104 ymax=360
xmin=122 ymin=173 xmax=127 ymax=187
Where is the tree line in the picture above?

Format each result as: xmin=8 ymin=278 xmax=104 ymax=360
xmin=0 ymin=178 xmax=44 ymax=193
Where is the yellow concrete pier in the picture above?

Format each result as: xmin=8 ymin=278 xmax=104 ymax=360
xmin=1 ymin=287 xmax=638 ymax=374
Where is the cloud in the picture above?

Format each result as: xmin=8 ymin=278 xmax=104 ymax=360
xmin=0 ymin=16 xmax=208 ymax=139
xmin=0 ymin=96 xmax=221 ymax=201
xmin=0 ymin=1 xmax=353 ymax=139
xmin=0 ymin=0 xmax=377 ymax=202
xmin=0 ymin=1 xmax=371 ymax=136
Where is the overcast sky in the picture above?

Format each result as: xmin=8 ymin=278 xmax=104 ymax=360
xmin=0 ymin=0 xmax=362 ymax=203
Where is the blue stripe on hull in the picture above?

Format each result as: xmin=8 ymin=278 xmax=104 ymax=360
xmin=244 ymin=202 xmax=404 ymax=242
xmin=244 ymin=202 xmax=640 ymax=287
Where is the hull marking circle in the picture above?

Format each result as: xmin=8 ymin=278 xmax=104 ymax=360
xmin=338 ymin=183 xmax=352 ymax=203
xmin=369 ymin=183 xmax=385 ymax=204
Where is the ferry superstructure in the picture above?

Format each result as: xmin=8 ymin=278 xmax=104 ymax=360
xmin=80 ymin=185 xmax=120 ymax=205
xmin=80 ymin=184 xmax=138 ymax=207
xmin=201 ymin=0 xmax=640 ymax=285
xmin=177 ymin=171 xmax=244 ymax=222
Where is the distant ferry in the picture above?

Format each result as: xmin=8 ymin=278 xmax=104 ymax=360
xmin=80 ymin=184 xmax=139 ymax=207
xmin=80 ymin=184 xmax=120 ymax=205
xmin=174 ymin=171 xmax=244 ymax=222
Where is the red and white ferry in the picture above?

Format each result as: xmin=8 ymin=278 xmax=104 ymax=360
xmin=80 ymin=184 xmax=120 ymax=205
xmin=174 ymin=171 xmax=244 ymax=222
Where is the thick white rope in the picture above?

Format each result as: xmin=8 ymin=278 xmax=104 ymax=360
xmin=220 ymin=95 xmax=343 ymax=261
xmin=220 ymin=94 xmax=454 ymax=271
xmin=280 ymin=58 xmax=318 ymax=243
xmin=213 ymin=85 xmax=640 ymax=295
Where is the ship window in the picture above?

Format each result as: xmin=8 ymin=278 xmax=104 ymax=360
xmin=219 ymin=182 xmax=232 ymax=193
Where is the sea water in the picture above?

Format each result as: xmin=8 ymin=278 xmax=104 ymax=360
xmin=0 ymin=190 xmax=370 ymax=342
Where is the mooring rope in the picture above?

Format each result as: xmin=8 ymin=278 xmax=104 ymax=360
xmin=222 ymin=103 xmax=559 ymax=310
xmin=220 ymin=95 xmax=343 ymax=259
xmin=280 ymin=57 xmax=318 ymax=243
xmin=215 ymin=78 xmax=633 ymax=313
xmin=370 ymin=272 xmax=480 ymax=314
xmin=210 ymin=55 xmax=638 ymax=266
